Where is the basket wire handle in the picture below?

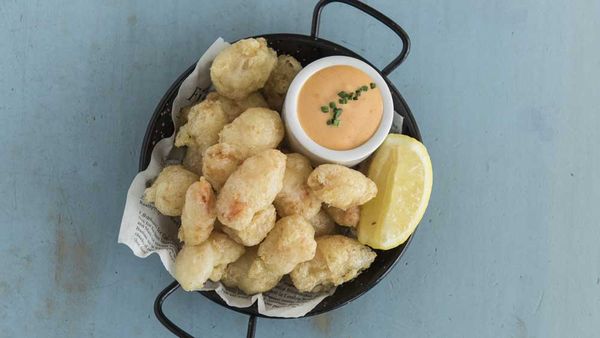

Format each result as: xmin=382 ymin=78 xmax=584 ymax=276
xmin=310 ymin=0 xmax=411 ymax=75
xmin=154 ymin=281 xmax=257 ymax=338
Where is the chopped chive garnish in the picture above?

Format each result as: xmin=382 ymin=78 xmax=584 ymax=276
xmin=322 ymin=83 xmax=374 ymax=126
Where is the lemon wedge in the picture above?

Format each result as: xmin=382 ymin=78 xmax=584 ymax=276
xmin=358 ymin=134 xmax=433 ymax=250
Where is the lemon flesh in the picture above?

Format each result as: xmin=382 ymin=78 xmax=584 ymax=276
xmin=358 ymin=134 xmax=433 ymax=250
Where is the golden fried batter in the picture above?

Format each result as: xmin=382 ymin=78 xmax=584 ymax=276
xmin=202 ymin=143 xmax=244 ymax=190
xmin=290 ymin=235 xmax=376 ymax=292
xmin=262 ymin=55 xmax=302 ymax=111
xmin=307 ymin=164 xmax=377 ymax=210
xmin=210 ymin=38 xmax=277 ymax=100
xmin=258 ymin=215 xmax=317 ymax=275
xmin=218 ymin=107 xmax=284 ymax=159
xmin=325 ymin=205 xmax=360 ymax=227
xmin=208 ymin=231 xmax=246 ymax=281
xmin=174 ymin=242 xmax=217 ymax=291
xmin=175 ymin=99 xmax=228 ymax=152
xmin=178 ymin=178 xmax=216 ymax=245
xmin=143 ymin=165 xmax=198 ymax=216
xmin=205 ymin=91 xmax=268 ymax=122
xmin=222 ymin=247 xmax=283 ymax=295
xmin=221 ymin=205 xmax=276 ymax=246
xmin=216 ymin=149 xmax=286 ymax=230
xmin=174 ymin=231 xmax=245 ymax=291
xmin=274 ymin=153 xmax=321 ymax=219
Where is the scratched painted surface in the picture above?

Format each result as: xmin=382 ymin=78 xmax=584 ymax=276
xmin=1 ymin=0 xmax=599 ymax=337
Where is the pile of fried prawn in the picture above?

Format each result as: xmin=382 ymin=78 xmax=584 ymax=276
xmin=144 ymin=38 xmax=378 ymax=295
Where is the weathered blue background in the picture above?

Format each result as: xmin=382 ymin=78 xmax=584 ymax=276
xmin=1 ymin=0 xmax=599 ymax=337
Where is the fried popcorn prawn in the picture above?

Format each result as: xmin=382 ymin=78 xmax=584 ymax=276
xmin=218 ymin=107 xmax=285 ymax=159
xmin=216 ymin=149 xmax=286 ymax=230
xmin=325 ymin=205 xmax=360 ymax=227
xmin=210 ymin=38 xmax=277 ymax=100
xmin=173 ymin=231 xmax=245 ymax=291
xmin=205 ymin=91 xmax=268 ymax=122
xmin=208 ymin=231 xmax=246 ymax=281
xmin=274 ymin=153 xmax=321 ymax=219
xmin=262 ymin=55 xmax=302 ymax=111
xmin=178 ymin=178 xmax=216 ymax=245
xmin=174 ymin=242 xmax=217 ymax=291
xmin=174 ymin=99 xmax=228 ymax=152
xmin=222 ymin=247 xmax=283 ymax=295
xmin=257 ymin=215 xmax=317 ymax=275
xmin=221 ymin=205 xmax=276 ymax=246
xmin=143 ymin=165 xmax=198 ymax=216
xmin=290 ymin=235 xmax=376 ymax=292
xmin=201 ymin=143 xmax=244 ymax=191
xmin=307 ymin=164 xmax=377 ymax=210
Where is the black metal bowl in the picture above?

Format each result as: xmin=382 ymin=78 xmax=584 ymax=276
xmin=145 ymin=1 xmax=420 ymax=336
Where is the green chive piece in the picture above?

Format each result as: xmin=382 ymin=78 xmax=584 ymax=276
xmin=361 ymin=85 xmax=369 ymax=91
xmin=334 ymin=110 xmax=342 ymax=119
xmin=321 ymin=106 xmax=329 ymax=113
xmin=370 ymin=82 xmax=376 ymax=89
xmin=347 ymin=92 xmax=354 ymax=99
xmin=338 ymin=91 xmax=347 ymax=98
xmin=326 ymin=119 xmax=333 ymax=125
xmin=355 ymin=90 xmax=361 ymax=97
xmin=338 ymin=99 xmax=343 ymax=104
xmin=352 ymin=96 xmax=358 ymax=100
xmin=329 ymin=102 xmax=336 ymax=109
xmin=343 ymin=98 xmax=348 ymax=104
xmin=333 ymin=120 xmax=340 ymax=126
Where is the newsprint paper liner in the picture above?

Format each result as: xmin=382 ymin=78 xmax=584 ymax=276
xmin=118 ymin=38 xmax=336 ymax=318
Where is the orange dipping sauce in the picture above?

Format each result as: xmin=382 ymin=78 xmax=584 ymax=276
xmin=297 ymin=65 xmax=383 ymax=151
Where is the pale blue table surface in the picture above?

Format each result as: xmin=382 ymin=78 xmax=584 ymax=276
xmin=1 ymin=0 xmax=599 ymax=337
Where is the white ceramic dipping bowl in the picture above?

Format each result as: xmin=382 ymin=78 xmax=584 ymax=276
xmin=282 ymin=56 xmax=394 ymax=166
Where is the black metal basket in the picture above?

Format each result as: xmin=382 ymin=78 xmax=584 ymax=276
xmin=142 ymin=1 xmax=420 ymax=337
